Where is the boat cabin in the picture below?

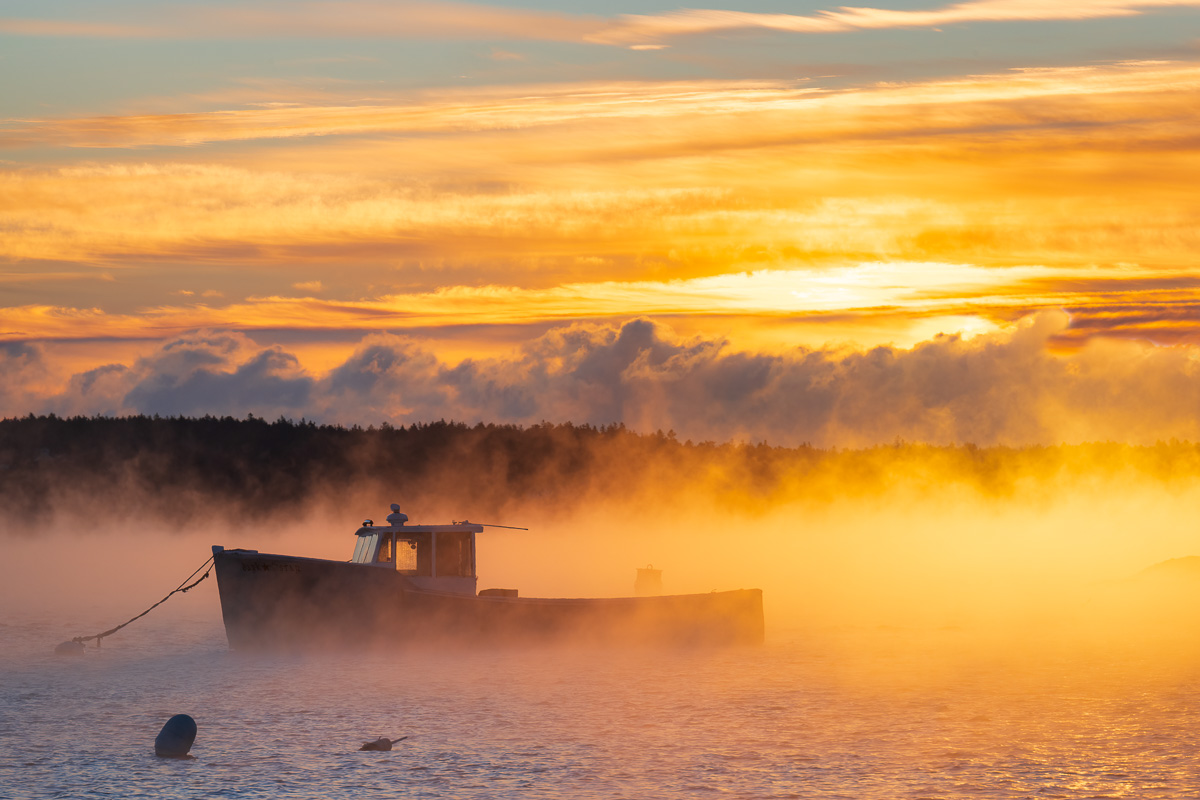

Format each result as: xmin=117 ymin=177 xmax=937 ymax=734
xmin=351 ymin=505 xmax=484 ymax=595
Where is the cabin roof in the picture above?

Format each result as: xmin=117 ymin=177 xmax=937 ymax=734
xmin=356 ymin=522 xmax=484 ymax=536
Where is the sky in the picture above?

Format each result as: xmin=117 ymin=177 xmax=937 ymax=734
xmin=3 ymin=0 xmax=1200 ymax=446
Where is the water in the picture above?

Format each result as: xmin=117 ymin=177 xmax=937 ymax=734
xmin=4 ymin=612 xmax=1200 ymax=799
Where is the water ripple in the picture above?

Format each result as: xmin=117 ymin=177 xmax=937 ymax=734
xmin=4 ymin=619 xmax=1200 ymax=798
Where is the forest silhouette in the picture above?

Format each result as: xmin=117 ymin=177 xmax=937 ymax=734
xmin=3 ymin=414 xmax=1200 ymax=533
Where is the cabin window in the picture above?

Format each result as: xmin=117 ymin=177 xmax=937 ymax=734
xmin=394 ymin=533 xmax=432 ymax=576
xmin=435 ymin=531 xmax=474 ymax=578
xmin=395 ymin=537 xmax=420 ymax=572
xmin=376 ymin=533 xmax=393 ymax=564
xmin=352 ymin=532 xmax=378 ymax=564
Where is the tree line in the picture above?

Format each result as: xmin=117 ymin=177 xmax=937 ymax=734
xmin=3 ymin=414 xmax=1199 ymax=533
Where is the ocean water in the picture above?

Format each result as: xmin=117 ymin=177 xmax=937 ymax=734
xmin=5 ymin=607 xmax=1200 ymax=800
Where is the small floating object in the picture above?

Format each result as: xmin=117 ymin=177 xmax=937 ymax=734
xmin=360 ymin=736 xmax=407 ymax=751
xmin=155 ymin=714 xmax=197 ymax=758
xmin=634 ymin=564 xmax=662 ymax=596
xmin=54 ymin=640 xmax=85 ymax=656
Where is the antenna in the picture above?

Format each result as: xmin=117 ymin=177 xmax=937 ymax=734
xmin=454 ymin=520 xmax=529 ymax=530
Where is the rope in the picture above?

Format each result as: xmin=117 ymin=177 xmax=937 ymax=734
xmin=73 ymin=555 xmax=215 ymax=647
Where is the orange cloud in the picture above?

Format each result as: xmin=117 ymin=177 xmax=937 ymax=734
xmin=3 ymin=62 xmax=1198 ymax=275
xmin=4 ymin=60 xmax=1199 ymax=356
xmin=7 ymin=61 xmax=1199 ymax=150
xmin=0 ymin=81 xmax=819 ymax=148
xmin=0 ymin=272 xmax=114 ymax=285
xmin=7 ymin=263 xmax=1200 ymax=353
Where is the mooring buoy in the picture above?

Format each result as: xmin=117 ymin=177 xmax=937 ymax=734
xmin=360 ymin=736 xmax=407 ymax=751
xmin=54 ymin=640 xmax=85 ymax=656
xmin=155 ymin=714 xmax=197 ymax=758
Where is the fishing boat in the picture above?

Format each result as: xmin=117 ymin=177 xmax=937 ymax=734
xmin=212 ymin=504 xmax=764 ymax=649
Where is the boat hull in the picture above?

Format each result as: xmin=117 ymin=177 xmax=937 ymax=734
xmin=213 ymin=549 xmax=764 ymax=650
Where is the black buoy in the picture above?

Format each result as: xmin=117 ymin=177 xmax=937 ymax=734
xmin=360 ymin=736 xmax=407 ymax=751
xmin=54 ymin=640 xmax=85 ymax=656
xmin=155 ymin=714 xmax=197 ymax=758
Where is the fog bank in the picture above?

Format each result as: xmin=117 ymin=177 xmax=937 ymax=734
xmin=5 ymin=423 xmax=1200 ymax=654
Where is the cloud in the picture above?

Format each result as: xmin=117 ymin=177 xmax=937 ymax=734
xmin=124 ymin=347 xmax=311 ymax=418
xmin=17 ymin=332 xmax=314 ymax=420
xmin=488 ymin=49 xmax=526 ymax=62
xmin=9 ymin=261 xmax=1200 ymax=350
xmin=3 ymin=62 xmax=1198 ymax=291
xmin=589 ymin=1 xmax=1200 ymax=45
xmin=0 ymin=272 xmax=114 ymax=285
xmin=0 ymin=81 xmax=816 ymax=149
xmin=10 ymin=61 xmax=1198 ymax=151
xmin=323 ymin=334 xmax=453 ymax=418
xmin=14 ymin=315 xmax=1200 ymax=448
xmin=50 ymin=364 xmax=134 ymax=418
xmin=288 ymin=314 xmax=1200 ymax=446
xmin=3 ymin=63 xmax=1199 ymax=371
xmin=0 ymin=342 xmax=49 ymax=413
xmin=122 ymin=334 xmax=312 ymax=418
xmin=4 ymin=1 xmax=1199 ymax=46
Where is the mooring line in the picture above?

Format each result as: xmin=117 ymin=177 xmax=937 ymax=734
xmin=73 ymin=555 xmax=216 ymax=647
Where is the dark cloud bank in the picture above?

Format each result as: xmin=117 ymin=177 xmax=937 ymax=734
xmin=6 ymin=311 xmax=1200 ymax=447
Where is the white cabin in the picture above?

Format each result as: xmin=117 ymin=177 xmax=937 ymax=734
xmin=351 ymin=505 xmax=484 ymax=596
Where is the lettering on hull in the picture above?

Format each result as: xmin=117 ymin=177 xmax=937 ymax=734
xmin=241 ymin=561 xmax=300 ymax=573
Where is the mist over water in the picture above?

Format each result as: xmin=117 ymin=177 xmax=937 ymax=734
xmin=6 ymin=611 xmax=1200 ymax=799
xmin=10 ymin=474 xmax=1200 ymax=641
xmin=6 ymin=435 xmax=1200 ymax=797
